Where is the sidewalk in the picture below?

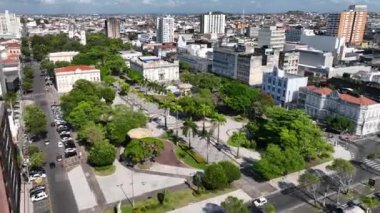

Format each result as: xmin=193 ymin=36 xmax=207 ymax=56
xmin=19 ymin=181 xmax=33 ymax=213
xmin=148 ymin=163 xmax=201 ymax=177
xmin=168 ymin=189 xmax=252 ymax=213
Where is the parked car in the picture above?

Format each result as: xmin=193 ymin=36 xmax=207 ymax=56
xmin=31 ymin=191 xmax=48 ymax=202
xmin=49 ymin=162 xmax=56 ymax=169
xmin=65 ymin=148 xmax=76 ymax=153
xmin=253 ymin=197 xmax=268 ymax=207
xmin=65 ymin=151 xmax=77 ymax=158
xmin=61 ymin=137 xmax=73 ymax=142
xmin=29 ymin=185 xmax=46 ymax=195
xmin=58 ymin=141 xmax=64 ymax=148
xmin=50 ymin=122 xmax=56 ymax=127
xmin=374 ymin=192 xmax=380 ymax=200
xmin=29 ymin=173 xmax=46 ymax=181
xmin=59 ymin=131 xmax=71 ymax=136
xmin=56 ymin=155 xmax=63 ymax=162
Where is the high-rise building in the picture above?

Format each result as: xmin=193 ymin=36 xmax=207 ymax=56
xmin=200 ymin=12 xmax=226 ymax=34
xmin=0 ymin=102 xmax=21 ymax=213
xmin=156 ymin=16 xmax=175 ymax=43
xmin=105 ymin=18 xmax=120 ymax=39
xmin=279 ymin=50 xmax=300 ymax=75
xmin=258 ymin=26 xmax=286 ymax=51
xmin=326 ymin=5 xmax=367 ymax=45
xmin=0 ymin=10 xmax=21 ymax=39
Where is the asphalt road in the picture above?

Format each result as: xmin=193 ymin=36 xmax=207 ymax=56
xmin=25 ymin=61 xmax=79 ymax=213
xmin=267 ymin=159 xmax=378 ymax=212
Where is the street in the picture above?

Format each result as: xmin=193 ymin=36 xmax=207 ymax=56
xmin=24 ymin=61 xmax=78 ymax=213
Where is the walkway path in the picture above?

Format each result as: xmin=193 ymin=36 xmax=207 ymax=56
xmin=67 ymin=166 xmax=98 ymax=211
xmin=168 ymin=189 xmax=252 ymax=213
xmin=149 ymin=163 xmax=201 ymax=177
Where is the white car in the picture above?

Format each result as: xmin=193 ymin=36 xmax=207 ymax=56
xmin=61 ymin=137 xmax=73 ymax=142
xmin=253 ymin=197 xmax=267 ymax=207
xmin=58 ymin=141 xmax=64 ymax=148
xmin=31 ymin=191 xmax=48 ymax=202
xmin=29 ymin=173 xmax=46 ymax=181
xmin=65 ymin=147 xmax=76 ymax=153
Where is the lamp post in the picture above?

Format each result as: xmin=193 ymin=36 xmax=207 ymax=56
xmin=116 ymin=183 xmax=133 ymax=207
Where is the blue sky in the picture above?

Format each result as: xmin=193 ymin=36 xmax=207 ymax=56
xmin=0 ymin=0 xmax=379 ymax=14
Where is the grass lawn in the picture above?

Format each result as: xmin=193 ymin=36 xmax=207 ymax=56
xmin=93 ymin=165 xmax=116 ymax=176
xmin=105 ymin=186 xmax=236 ymax=213
xmin=174 ymin=144 xmax=207 ymax=170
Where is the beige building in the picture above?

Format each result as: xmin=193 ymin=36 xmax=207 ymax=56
xmin=105 ymin=18 xmax=120 ymax=39
xmin=48 ymin=51 xmax=79 ymax=63
xmin=278 ymin=50 xmax=299 ymax=75
xmin=130 ymin=56 xmax=179 ymax=82
xmin=326 ymin=5 xmax=367 ymax=45
xmin=55 ymin=65 xmax=101 ymax=93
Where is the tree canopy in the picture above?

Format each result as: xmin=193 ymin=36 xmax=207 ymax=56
xmin=88 ymin=141 xmax=116 ymax=167
xmin=123 ymin=137 xmax=164 ymax=164
xmin=202 ymin=163 xmax=228 ymax=190
xmin=220 ymin=82 xmax=259 ymax=114
xmin=24 ymin=104 xmax=47 ymax=135
xmin=221 ymin=196 xmax=249 ymax=213
xmin=325 ymin=115 xmax=354 ymax=133
xmin=78 ymin=122 xmax=106 ymax=144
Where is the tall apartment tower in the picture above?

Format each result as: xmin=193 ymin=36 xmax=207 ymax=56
xmin=156 ymin=16 xmax=175 ymax=43
xmin=326 ymin=5 xmax=367 ymax=45
xmin=105 ymin=18 xmax=120 ymax=39
xmin=0 ymin=10 xmax=21 ymax=38
xmin=200 ymin=12 xmax=226 ymax=34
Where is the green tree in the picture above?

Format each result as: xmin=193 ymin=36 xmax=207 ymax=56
xmin=160 ymin=99 xmax=172 ymax=130
xmin=203 ymin=163 xmax=228 ymax=190
xmin=21 ymin=79 xmax=33 ymax=92
xmin=227 ymin=131 xmax=251 ymax=157
xmin=218 ymin=161 xmax=241 ymax=183
xmin=212 ymin=113 xmax=226 ymax=144
xmin=328 ymin=158 xmax=356 ymax=191
xmin=198 ymin=104 xmax=213 ymax=134
xmin=254 ymin=144 xmax=305 ymax=180
xmin=325 ymin=115 xmax=354 ymax=133
xmin=123 ymin=137 xmax=164 ymax=164
xmin=30 ymin=151 xmax=45 ymax=168
xmin=24 ymin=105 xmax=47 ymax=135
xmin=4 ymin=92 xmax=17 ymax=107
xmin=298 ymin=171 xmax=321 ymax=204
xmin=106 ymin=105 xmax=147 ymax=145
xmin=127 ymin=70 xmax=143 ymax=83
xmin=101 ymin=87 xmax=116 ymax=104
xmin=120 ymin=83 xmax=130 ymax=95
xmin=179 ymin=62 xmax=190 ymax=71
xmin=182 ymin=117 xmax=198 ymax=149
xmin=28 ymin=145 xmax=40 ymax=156
xmin=221 ymin=82 xmax=259 ymax=114
xmin=78 ymin=122 xmax=106 ymax=144
xmin=67 ymin=101 xmax=102 ymax=129
xmin=88 ymin=141 xmax=116 ymax=167
xmin=221 ymin=196 xmax=249 ymax=213
xmin=193 ymin=173 xmax=203 ymax=191
xmin=170 ymin=103 xmax=183 ymax=138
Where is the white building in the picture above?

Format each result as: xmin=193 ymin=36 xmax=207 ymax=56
xmin=48 ymin=51 xmax=79 ymax=63
xmin=0 ymin=10 xmax=21 ymax=39
xmin=119 ymin=51 xmax=142 ymax=67
xmin=262 ymin=66 xmax=308 ymax=107
xmin=130 ymin=56 xmax=179 ymax=82
xmin=299 ymin=86 xmax=380 ymax=136
xmin=200 ymin=12 xmax=226 ymax=34
xmin=300 ymin=33 xmax=346 ymax=59
xmin=258 ymin=26 xmax=286 ymax=51
xmin=279 ymin=50 xmax=300 ymax=75
xmin=236 ymin=53 xmax=276 ymax=86
xmin=55 ymin=65 xmax=101 ymax=93
xmin=156 ymin=16 xmax=174 ymax=43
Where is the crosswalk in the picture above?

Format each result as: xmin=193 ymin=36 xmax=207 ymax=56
xmin=363 ymin=159 xmax=380 ymax=171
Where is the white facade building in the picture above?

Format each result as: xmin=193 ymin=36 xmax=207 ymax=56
xmin=119 ymin=51 xmax=142 ymax=67
xmin=0 ymin=10 xmax=21 ymax=39
xmin=258 ymin=26 xmax=286 ymax=51
xmin=279 ymin=50 xmax=300 ymax=75
xmin=262 ymin=66 xmax=308 ymax=106
xmin=156 ymin=16 xmax=174 ymax=43
xmin=200 ymin=12 xmax=226 ymax=34
xmin=48 ymin=51 xmax=79 ymax=63
xmin=130 ymin=56 xmax=179 ymax=82
xmin=299 ymin=86 xmax=380 ymax=136
xmin=55 ymin=65 xmax=101 ymax=93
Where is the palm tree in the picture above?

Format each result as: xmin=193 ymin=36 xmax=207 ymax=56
xmin=199 ymin=126 xmax=214 ymax=163
xmin=198 ymin=104 xmax=213 ymax=135
xmin=212 ymin=113 xmax=226 ymax=145
xmin=170 ymin=103 xmax=183 ymax=138
xmin=160 ymin=99 xmax=172 ymax=129
xmin=182 ymin=117 xmax=197 ymax=149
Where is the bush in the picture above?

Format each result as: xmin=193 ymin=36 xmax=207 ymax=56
xmin=218 ymin=161 xmax=241 ymax=183
xmin=265 ymin=203 xmax=276 ymax=213
xmin=88 ymin=141 xmax=116 ymax=167
xmin=203 ymin=163 xmax=228 ymax=190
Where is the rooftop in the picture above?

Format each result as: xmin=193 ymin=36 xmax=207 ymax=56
xmin=55 ymin=65 xmax=97 ymax=73
xmin=48 ymin=51 xmax=79 ymax=56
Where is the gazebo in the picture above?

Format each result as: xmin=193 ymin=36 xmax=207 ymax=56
xmin=127 ymin=128 xmax=153 ymax=139
xmin=177 ymin=83 xmax=193 ymax=96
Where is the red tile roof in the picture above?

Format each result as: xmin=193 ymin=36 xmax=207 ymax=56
xmin=338 ymin=94 xmax=378 ymax=106
xmin=5 ymin=43 xmax=20 ymax=48
xmin=55 ymin=65 xmax=97 ymax=73
xmin=305 ymin=86 xmax=332 ymax=95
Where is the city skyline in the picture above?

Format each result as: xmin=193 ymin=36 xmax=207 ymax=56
xmin=1 ymin=0 xmax=379 ymax=14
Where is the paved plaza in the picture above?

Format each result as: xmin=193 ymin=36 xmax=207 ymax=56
xmin=96 ymin=161 xmax=186 ymax=204
xmin=168 ymin=189 xmax=252 ymax=213
xmin=67 ymin=166 xmax=97 ymax=211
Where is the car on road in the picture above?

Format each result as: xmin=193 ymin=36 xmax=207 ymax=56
xmin=65 ymin=147 xmax=76 ymax=153
xmin=57 ymin=127 xmax=70 ymax=133
xmin=374 ymin=191 xmax=380 ymax=200
xmin=58 ymin=141 xmax=64 ymax=148
xmin=49 ymin=162 xmax=56 ymax=169
xmin=44 ymin=139 xmax=50 ymax=145
xmin=61 ymin=137 xmax=74 ymax=142
xmin=59 ymin=131 xmax=71 ymax=136
xmin=65 ymin=151 xmax=77 ymax=158
xmin=56 ymin=155 xmax=63 ymax=162
xmin=50 ymin=122 xmax=55 ymax=127
xmin=30 ymin=185 xmax=46 ymax=195
xmin=64 ymin=143 xmax=76 ymax=149
xmin=253 ymin=197 xmax=268 ymax=207
xmin=31 ymin=191 xmax=48 ymax=202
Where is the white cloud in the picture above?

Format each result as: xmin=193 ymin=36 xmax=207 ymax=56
xmin=142 ymin=0 xmax=155 ymax=5
xmin=40 ymin=0 xmax=56 ymax=4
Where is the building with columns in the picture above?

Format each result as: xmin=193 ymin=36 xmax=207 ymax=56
xmin=55 ymin=65 xmax=101 ymax=93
